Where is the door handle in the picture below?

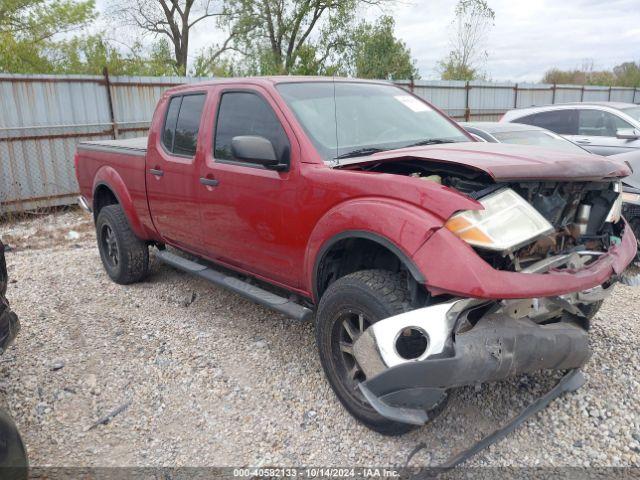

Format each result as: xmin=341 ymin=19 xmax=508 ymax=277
xmin=575 ymin=139 xmax=591 ymax=145
xmin=199 ymin=177 xmax=219 ymax=187
xmin=149 ymin=168 xmax=164 ymax=176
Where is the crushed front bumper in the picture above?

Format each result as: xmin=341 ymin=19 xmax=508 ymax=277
xmin=353 ymin=288 xmax=610 ymax=425
xmin=413 ymin=219 xmax=637 ymax=299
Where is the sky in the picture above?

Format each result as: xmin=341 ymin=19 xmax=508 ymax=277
xmin=96 ymin=0 xmax=640 ymax=82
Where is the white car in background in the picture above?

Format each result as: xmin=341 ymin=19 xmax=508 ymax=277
xmin=460 ymin=121 xmax=589 ymax=153
xmin=501 ymin=102 xmax=640 ymax=156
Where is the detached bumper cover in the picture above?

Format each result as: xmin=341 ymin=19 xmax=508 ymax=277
xmin=414 ymin=220 xmax=637 ymax=299
xmin=359 ymin=315 xmax=590 ymax=424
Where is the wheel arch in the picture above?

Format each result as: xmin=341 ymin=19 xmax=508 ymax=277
xmin=91 ymin=166 xmax=148 ymax=239
xmin=312 ymin=230 xmax=426 ymax=303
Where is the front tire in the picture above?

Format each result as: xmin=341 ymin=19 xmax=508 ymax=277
xmin=316 ymin=270 xmax=444 ymax=436
xmin=96 ymin=204 xmax=149 ymax=285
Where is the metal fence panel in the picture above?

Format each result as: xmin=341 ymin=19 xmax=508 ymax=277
xmin=468 ymin=81 xmax=515 ymax=121
xmin=1 ymin=73 xmax=639 ymax=214
xmin=610 ymin=88 xmax=636 ymax=103
xmin=0 ymin=73 xmax=210 ymax=213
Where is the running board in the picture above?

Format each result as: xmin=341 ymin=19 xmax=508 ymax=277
xmin=155 ymin=250 xmax=314 ymax=322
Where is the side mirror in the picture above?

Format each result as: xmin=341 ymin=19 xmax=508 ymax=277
xmin=616 ymin=128 xmax=640 ymax=140
xmin=231 ymin=135 xmax=287 ymax=170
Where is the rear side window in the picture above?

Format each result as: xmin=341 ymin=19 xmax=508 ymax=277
xmin=214 ymin=92 xmax=289 ymax=162
xmin=162 ymin=97 xmax=181 ymax=151
xmin=162 ymin=93 xmax=206 ymax=156
xmin=516 ymin=110 xmax=577 ymax=135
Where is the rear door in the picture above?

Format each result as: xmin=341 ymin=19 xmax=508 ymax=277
xmin=146 ymin=93 xmax=207 ymax=251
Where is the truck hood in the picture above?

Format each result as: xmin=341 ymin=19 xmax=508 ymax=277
xmin=335 ymin=142 xmax=630 ymax=181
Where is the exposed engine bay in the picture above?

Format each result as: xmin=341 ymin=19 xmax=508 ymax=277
xmin=346 ymin=159 xmax=625 ymax=272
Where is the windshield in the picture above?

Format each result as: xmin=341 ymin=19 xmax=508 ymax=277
xmin=276 ymin=82 xmax=469 ymax=160
xmin=622 ymin=107 xmax=640 ymax=122
xmin=492 ymin=130 xmax=587 ymax=153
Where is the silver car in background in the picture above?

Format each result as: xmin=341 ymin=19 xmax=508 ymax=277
xmin=501 ymin=102 xmax=640 ymax=156
xmin=460 ymin=121 xmax=588 ymax=153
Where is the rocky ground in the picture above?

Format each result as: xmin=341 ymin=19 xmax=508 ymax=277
xmin=0 ymin=208 xmax=639 ymax=469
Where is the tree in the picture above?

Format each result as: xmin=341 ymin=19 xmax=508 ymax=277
xmin=541 ymin=60 xmax=639 ymax=87
xmin=613 ymin=62 xmax=640 ymax=88
xmin=347 ymin=15 xmax=418 ymax=80
xmin=0 ymin=0 xmax=96 ymax=73
xmin=53 ymin=36 xmax=177 ymax=76
xmin=221 ymin=0 xmax=393 ymax=76
xmin=438 ymin=0 xmax=495 ymax=81
xmin=110 ymin=0 xmax=234 ymax=75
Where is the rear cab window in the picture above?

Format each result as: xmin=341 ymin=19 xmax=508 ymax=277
xmin=161 ymin=93 xmax=206 ymax=156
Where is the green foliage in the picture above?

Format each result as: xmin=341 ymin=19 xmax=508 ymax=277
xmin=54 ymin=36 xmax=177 ymax=76
xmin=438 ymin=0 xmax=495 ymax=81
xmin=0 ymin=0 xmax=96 ymax=73
xmin=347 ymin=16 xmax=419 ymax=80
xmin=542 ymin=62 xmax=640 ymax=87
xmin=221 ymin=0 xmax=393 ymax=76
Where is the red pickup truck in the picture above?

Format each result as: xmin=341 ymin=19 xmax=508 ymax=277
xmin=75 ymin=77 xmax=636 ymax=435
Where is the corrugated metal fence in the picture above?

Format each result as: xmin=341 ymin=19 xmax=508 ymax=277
xmin=395 ymin=79 xmax=640 ymax=121
xmin=0 ymin=72 xmax=209 ymax=213
xmin=1 ymin=73 xmax=639 ymax=213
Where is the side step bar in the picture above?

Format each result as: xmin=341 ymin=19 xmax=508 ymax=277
xmin=155 ymin=250 xmax=314 ymax=322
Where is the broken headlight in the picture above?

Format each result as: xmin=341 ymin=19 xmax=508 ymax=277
xmin=605 ymin=182 xmax=623 ymax=223
xmin=445 ymin=188 xmax=554 ymax=253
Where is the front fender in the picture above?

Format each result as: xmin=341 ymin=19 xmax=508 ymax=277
xmin=304 ymin=197 xmax=444 ymax=300
xmin=92 ymin=166 xmax=150 ymax=240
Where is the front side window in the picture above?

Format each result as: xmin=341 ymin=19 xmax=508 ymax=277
xmin=621 ymin=107 xmax=640 ymax=122
xmin=161 ymin=93 xmax=206 ymax=156
xmin=214 ymin=92 xmax=290 ymax=162
xmin=578 ymin=109 xmax=632 ymax=137
xmin=517 ymin=110 xmax=578 ymax=135
xmin=276 ymin=82 xmax=468 ymax=160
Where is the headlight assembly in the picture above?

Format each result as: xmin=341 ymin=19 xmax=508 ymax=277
xmin=445 ymin=188 xmax=554 ymax=254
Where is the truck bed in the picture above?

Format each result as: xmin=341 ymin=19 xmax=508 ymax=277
xmin=78 ymin=137 xmax=148 ymax=156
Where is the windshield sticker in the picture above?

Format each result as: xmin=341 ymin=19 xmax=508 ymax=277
xmin=394 ymin=95 xmax=432 ymax=112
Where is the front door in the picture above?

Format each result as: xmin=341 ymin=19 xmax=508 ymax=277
xmin=565 ymin=108 xmax=640 ymax=156
xmin=146 ymin=93 xmax=207 ymax=252
xmin=196 ymin=87 xmax=303 ymax=288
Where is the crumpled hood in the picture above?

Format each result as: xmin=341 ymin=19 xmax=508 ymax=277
xmin=610 ymin=150 xmax=640 ymax=190
xmin=336 ymin=142 xmax=630 ymax=181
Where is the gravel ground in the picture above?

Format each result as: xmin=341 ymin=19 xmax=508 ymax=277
xmin=0 ymin=208 xmax=639 ymax=468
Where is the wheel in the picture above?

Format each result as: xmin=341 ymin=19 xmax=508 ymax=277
xmin=316 ymin=269 xmax=446 ymax=436
xmin=578 ymin=300 xmax=602 ymax=321
xmin=630 ymin=216 xmax=640 ymax=263
xmin=96 ymin=204 xmax=149 ymax=285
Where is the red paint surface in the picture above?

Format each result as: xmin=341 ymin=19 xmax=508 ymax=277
xmin=75 ymin=77 xmax=636 ymax=302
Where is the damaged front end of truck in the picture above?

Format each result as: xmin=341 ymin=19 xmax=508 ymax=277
xmin=337 ymin=148 xmax=638 ymax=425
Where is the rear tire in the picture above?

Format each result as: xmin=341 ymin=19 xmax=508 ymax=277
xmin=96 ymin=204 xmax=149 ymax=285
xmin=316 ymin=270 xmax=446 ymax=436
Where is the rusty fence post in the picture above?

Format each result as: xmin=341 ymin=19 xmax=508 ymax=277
xmin=580 ymin=85 xmax=585 ymax=102
xmin=409 ymin=76 xmax=415 ymax=93
xmin=103 ymin=66 xmax=118 ymax=139
xmin=464 ymin=81 xmax=471 ymax=121
xmin=608 ymin=85 xmax=613 ymax=101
